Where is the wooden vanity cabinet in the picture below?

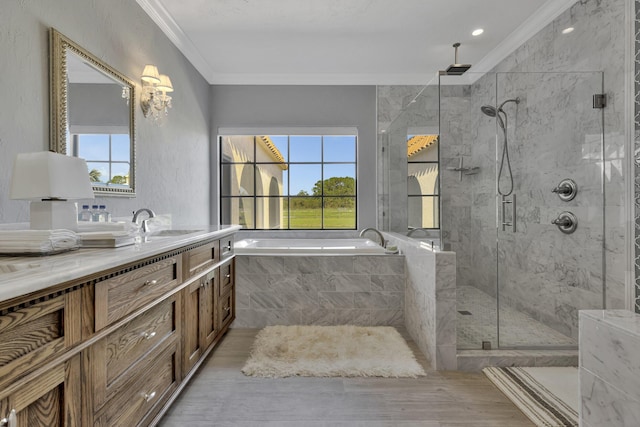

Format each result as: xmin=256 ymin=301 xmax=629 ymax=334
xmin=0 ymin=290 xmax=82 ymax=390
xmin=183 ymin=266 xmax=220 ymax=375
xmin=219 ymin=258 xmax=235 ymax=330
xmin=0 ymin=355 xmax=81 ymax=427
xmin=0 ymin=233 xmax=236 ymax=427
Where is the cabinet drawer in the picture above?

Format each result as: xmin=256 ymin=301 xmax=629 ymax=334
xmin=184 ymin=240 xmax=219 ymax=279
xmin=219 ymin=258 xmax=234 ymax=297
xmin=0 ymin=291 xmax=81 ymax=388
xmin=95 ymin=256 xmax=179 ymax=330
xmin=220 ymin=237 xmax=234 ymax=259
xmin=219 ymin=286 xmax=234 ymax=330
xmin=95 ymin=344 xmax=179 ymax=427
xmin=92 ymin=297 xmax=178 ymax=408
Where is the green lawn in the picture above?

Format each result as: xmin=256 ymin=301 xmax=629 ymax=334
xmin=283 ymin=207 xmax=355 ymax=229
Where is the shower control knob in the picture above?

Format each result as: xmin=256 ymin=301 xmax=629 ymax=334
xmin=552 ymin=211 xmax=578 ymax=234
xmin=552 ymin=179 xmax=577 ymax=201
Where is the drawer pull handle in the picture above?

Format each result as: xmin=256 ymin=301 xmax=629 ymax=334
xmin=143 ymin=279 xmax=158 ymax=286
xmin=0 ymin=409 xmax=17 ymax=427
xmin=225 ymin=245 xmax=232 ymax=251
xmin=224 ymin=306 xmax=231 ymax=313
xmin=143 ymin=331 xmax=156 ymax=340
xmin=225 ymin=274 xmax=231 ymax=279
xmin=143 ymin=391 xmax=156 ymax=402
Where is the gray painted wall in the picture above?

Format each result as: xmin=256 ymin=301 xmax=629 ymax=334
xmin=209 ymin=85 xmax=377 ymax=229
xmin=1 ymin=0 xmax=210 ymax=225
xmin=68 ymin=83 xmax=129 ymax=128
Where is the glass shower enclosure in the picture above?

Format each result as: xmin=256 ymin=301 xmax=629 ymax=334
xmin=379 ymin=71 xmax=605 ymax=350
xmin=441 ymin=71 xmax=605 ymax=349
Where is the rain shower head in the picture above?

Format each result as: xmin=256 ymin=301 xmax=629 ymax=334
xmin=443 ymin=43 xmax=472 ymax=75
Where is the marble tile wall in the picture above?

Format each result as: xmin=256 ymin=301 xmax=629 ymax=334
xmin=579 ymin=310 xmax=640 ymax=426
xmin=385 ymin=232 xmax=457 ymax=370
xmin=233 ymin=255 xmax=405 ymax=328
xmin=634 ymin=0 xmax=640 ymax=314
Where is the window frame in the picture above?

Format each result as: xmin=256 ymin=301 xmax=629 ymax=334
xmin=71 ymin=132 xmax=131 ymax=186
xmin=219 ymin=131 xmax=358 ymax=231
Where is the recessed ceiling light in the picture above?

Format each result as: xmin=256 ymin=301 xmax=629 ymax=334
xmin=472 ymin=29 xmax=484 ymax=36
xmin=562 ymin=27 xmax=574 ymax=34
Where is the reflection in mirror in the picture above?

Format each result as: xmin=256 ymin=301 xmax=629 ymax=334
xmin=49 ymin=28 xmax=136 ymax=196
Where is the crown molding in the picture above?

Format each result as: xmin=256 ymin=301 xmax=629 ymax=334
xmin=138 ymin=0 xmax=577 ymax=85
xmin=136 ymin=0 xmax=213 ymax=82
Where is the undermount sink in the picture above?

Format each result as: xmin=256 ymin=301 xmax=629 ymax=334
xmin=150 ymin=229 xmax=203 ymax=237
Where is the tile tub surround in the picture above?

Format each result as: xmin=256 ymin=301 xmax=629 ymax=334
xmin=384 ymin=233 xmax=457 ymax=370
xmin=579 ymin=310 xmax=640 ymax=427
xmin=233 ymin=254 xmax=405 ymax=328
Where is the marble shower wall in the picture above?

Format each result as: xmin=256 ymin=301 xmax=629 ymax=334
xmin=377 ymin=85 xmax=440 ymax=233
xmin=634 ymin=0 xmax=640 ymax=314
xmin=378 ymin=0 xmax=627 ymax=343
xmin=233 ymin=255 xmax=405 ymax=328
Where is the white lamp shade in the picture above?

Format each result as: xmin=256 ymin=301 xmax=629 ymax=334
xmin=157 ymin=74 xmax=174 ymax=92
xmin=141 ymin=64 xmax=161 ymax=84
xmin=10 ymin=151 xmax=95 ymax=200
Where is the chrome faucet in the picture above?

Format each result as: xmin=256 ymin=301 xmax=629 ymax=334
xmin=407 ymin=227 xmax=429 ymax=237
xmin=359 ymin=227 xmax=385 ymax=248
xmin=132 ymin=208 xmax=156 ymax=233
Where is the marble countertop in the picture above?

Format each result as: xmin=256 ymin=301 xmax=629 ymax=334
xmin=580 ymin=309 xmax=640 ymax=337
xmin=0 ymin=225 xmax=241 ymax=304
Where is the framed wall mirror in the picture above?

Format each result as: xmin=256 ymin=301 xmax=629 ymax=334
xmin=49 ymin=28 xmax=136 ymax=196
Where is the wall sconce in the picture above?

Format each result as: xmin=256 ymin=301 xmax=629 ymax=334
xmin=140 ymin=64 xmax=174 ymax=120
xmin=10 ymin=152 xmax=95 ymax=231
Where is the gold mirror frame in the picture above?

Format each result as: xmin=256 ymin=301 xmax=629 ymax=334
xmin=49 ymin=28 xmax=136 ymax=197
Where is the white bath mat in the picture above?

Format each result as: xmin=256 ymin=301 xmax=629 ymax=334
xmin=242 ymin=325 xmax=426 ymax=378
xmin=483 ymin=366 xmax=578 ymax=427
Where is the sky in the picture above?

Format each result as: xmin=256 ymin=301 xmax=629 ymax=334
xmin=77 ymin=134 xmax=130 ymax=181
xmin=269 ymin=135 xmax=356 ymax=195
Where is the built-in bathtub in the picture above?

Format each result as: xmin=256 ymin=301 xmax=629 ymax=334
xmin=233 ymin=236 xmax=404 ymax=329
xmin=234 ymin=238 xmax=387 ymax=255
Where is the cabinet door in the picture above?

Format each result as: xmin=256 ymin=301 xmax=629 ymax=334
xmin=0 ymin=290 xmax=81 ymax=389
xmin=0 ymin=355 xmax=81 ymax=427
xmin=201 ymin=269 xmax=219 ymax=349
xmin=182 ymin=278 xmax=204 ymax=375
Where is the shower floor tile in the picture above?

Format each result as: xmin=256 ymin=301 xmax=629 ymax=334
xmin=457 ymin=286 xmax=576 ymax=349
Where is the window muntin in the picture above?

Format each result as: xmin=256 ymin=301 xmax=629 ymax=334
xmin=220 ymin=134 xmax=357 ymax=230
xmin=407 ymin=135 xmax=439 ymax=230
xmin=72 ymin=133 xmax=131 ymax=186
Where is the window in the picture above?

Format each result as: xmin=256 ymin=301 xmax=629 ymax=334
xmin=220 ymin=134 xmax=357 ymax=230
xmin=72 ymin=133 xmax=130 ymax=186
xmin=407 ymin=135 xmax=439 ymax=229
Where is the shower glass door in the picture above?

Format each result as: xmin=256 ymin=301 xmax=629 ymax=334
xmin=495 ymin=72 xmax=605 ymax=348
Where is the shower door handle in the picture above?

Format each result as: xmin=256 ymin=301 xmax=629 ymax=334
xmin=501 ymin=194 xmax=516 ymax=232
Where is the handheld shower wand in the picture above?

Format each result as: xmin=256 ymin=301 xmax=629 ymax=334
xmin=480 ymin=98 xmax=520 ymax=196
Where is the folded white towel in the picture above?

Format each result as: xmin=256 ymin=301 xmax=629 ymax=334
xmin=0 ymin=229 xmax=80 ymax=254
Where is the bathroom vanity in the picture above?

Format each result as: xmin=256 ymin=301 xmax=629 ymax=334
xmin=0 ymin=225 xmax=239 ymax=426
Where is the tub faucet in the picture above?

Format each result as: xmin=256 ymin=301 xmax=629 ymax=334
xmin=407 ymin=227 xmax=429 ymax=237
xmin=359 ymin=227 xmax=385 ymax=248
xmin=132 ymin=208 xmax=156 ymax=233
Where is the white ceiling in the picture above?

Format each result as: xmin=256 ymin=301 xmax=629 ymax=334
xmin=137 ymin=0 xmax=576 ymax=85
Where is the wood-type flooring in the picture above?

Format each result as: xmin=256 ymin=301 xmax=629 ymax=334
xmin=159 ymin=328 xmax=533 ymax=426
